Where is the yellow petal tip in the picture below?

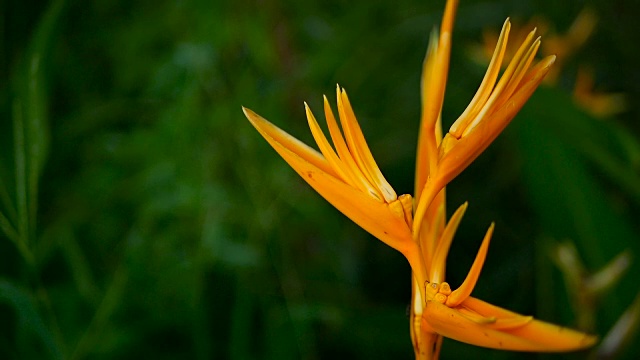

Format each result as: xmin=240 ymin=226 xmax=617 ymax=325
xmin=242 ymin=106 xmax=255 ymax=119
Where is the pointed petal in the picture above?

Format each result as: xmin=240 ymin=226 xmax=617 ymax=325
xmin=460 ymin=296 xmax=599 ymax=351
xmin=450 ymin=18 xmax=511 ymax=138
xmin=323 ymin=96 xmax=381 ymax=199
xmin=416 ymin=29 xmax=441 ymax=200
xmin=244 ymin=107 xmax=336 ymax=176
xmin=446 ymin=222 xmax=494 ymax=307
xmin=490 ymin=37 xmax=541 ymax=114
xmin=412 ymin=175 xmax=448 ymax=241
xmin=419 ymin=191 xmax=446 ymax=273
xmin=461 ymin=28 xmax=539 ymax=137
xmin=305 ymin=103 xmax=353 ymax=185
xmin=243 ymin=107 xmax=414 ymax=253
xmin=421 ymin=0 xmax=457 ymax=134
xmin=429 ymin=202 xmax=468 ymax=283
xmin=424 ymin=300 xmax=541 ymax=351
xmin=416 ymin=33 xmax=447 ymax=261
xmin=515 ymin=55 xmax=556 ymax=90
xmin=436 ymin=55 xmax=555 ymax=187
xmin=337 ymin=87 xmax=397 ymax=202
xmin=412 ymin=1 xmax=458 ymax=247
xmin=424 ymin=299 xmax=598 ymax=351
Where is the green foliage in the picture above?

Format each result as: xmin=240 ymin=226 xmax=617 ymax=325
xmin=1 ymin=0 xmax=639 ymax=359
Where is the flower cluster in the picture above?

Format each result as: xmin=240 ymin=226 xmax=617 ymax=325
xmin=243 ymin=0 xmax=597 ymax=358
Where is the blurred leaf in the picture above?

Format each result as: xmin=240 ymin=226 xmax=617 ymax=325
xmin=6 ymin=0 xmax=65 ymax=261
xmin=527 ymin=87 xmax=640 ymax=204
xmin=0 ymin=279 xmax=62 ymax=359
xmin=70 ymin=267 xmax=127 ymax=360
xmin=516 ymin=87 xmax=638 ymax=268
xmin=515 ymin=87 xmax=640 ymax=335
xmin=598 ymin=291 xmax=640 ymax=360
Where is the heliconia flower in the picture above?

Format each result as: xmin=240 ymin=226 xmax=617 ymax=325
xmin=471 ymin=7 xmax=626 ymax=118
xmin=242 ymin=90 xmax=425 ymax=288
xmin=242 ymin=0 xmax=597 ymax=358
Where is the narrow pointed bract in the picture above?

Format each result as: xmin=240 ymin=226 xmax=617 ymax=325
xmin=242 ymin=105 xmax=416 ymax=257
xmin=243 ymin=0 xmax=597 ymax=358
xmin=424 ymin=298 xmax=596 ymax=352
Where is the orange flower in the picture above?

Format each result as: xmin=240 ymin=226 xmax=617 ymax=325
xmin=243 ymin=0 xmax=597 ymax=358
xmin=473 ymin=7 xmax=626 ymax=118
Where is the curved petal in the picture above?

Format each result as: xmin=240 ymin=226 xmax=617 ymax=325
xmin=429 ymin=202 xmax=468 ymax=283
xmin=449 ymin=18 xmax=511 ymax=137
xmin=337 ymin=87 xmax=397 ymax=202
xmin=446 ymin=223 xmax=494 ymax=307
xmin=437 ymin=55 xmax=556 ymax=187
xmin=243 ymin=107 xmax=414 ymax=254
xmin=424 ymin=299 xmax=597 ymax=352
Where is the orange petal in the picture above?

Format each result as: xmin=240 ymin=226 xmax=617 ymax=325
xmin=415 ymin=32 xmax=447 ymax=262
xmin=416 ymin=29 xmax=441 ymax=199
xmin=305 ymin=103 xmax=353 ymax=186
xmin=243 ymin=107 xmax=335 ymax=176
xmin=461 ymin=296 xmax=599 ymax=351
xmin=424 ymin=299 xmax=597 ymax=351
xmin=436 ymin=55 xmax=555 ymax=187
xmin=461 ymin=28 xmax=539 ymax=137
xmin=243 ymin=107 xmax=414 ymax=253
xmin=323 ymin=96 xmax=381 ymax=199
xmin=421 ymin=0 xmax=457 ymax=135
xmin=450 ymin=18 xmax=511 ymax=138
xmin=446 ymin=222 xmax=494 ymax=307
xmin=490 ymin=37 xmax=541 ymax=114
xmin=337 ymin=87 xmax=397 ymax=202
xmin=429 ymin=202 xmax=468 ymax=283
xmin=412 ymin=174 xmax=448 ymax=242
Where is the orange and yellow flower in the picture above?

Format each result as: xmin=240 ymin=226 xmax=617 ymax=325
xmin=242 ymin=0 xmax=597 ymax=358
xmin=473 ymin=7 xmax=626 ymax=118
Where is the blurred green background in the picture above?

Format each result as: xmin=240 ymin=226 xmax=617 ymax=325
xmin=2 ymin=0 xmax=639 ymax=359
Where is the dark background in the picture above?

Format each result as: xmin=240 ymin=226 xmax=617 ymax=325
xmin=2 ymin=0 xmax=639 ymax=359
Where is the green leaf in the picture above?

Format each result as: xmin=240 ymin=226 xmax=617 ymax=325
xmin=0 ymin=279 xmax=62 ymax=359
xmin=515 ymin=87 xmax=640 ymax=331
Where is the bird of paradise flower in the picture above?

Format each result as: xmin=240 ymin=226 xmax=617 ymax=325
xmin=242 ymin=0 xmax=597 ymax=358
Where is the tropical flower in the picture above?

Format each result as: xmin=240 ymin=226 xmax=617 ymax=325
xmin=242 ymin=0 xmax=597 ymax=358
xmin=472 ymin=7 xmax=626 ymax=118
